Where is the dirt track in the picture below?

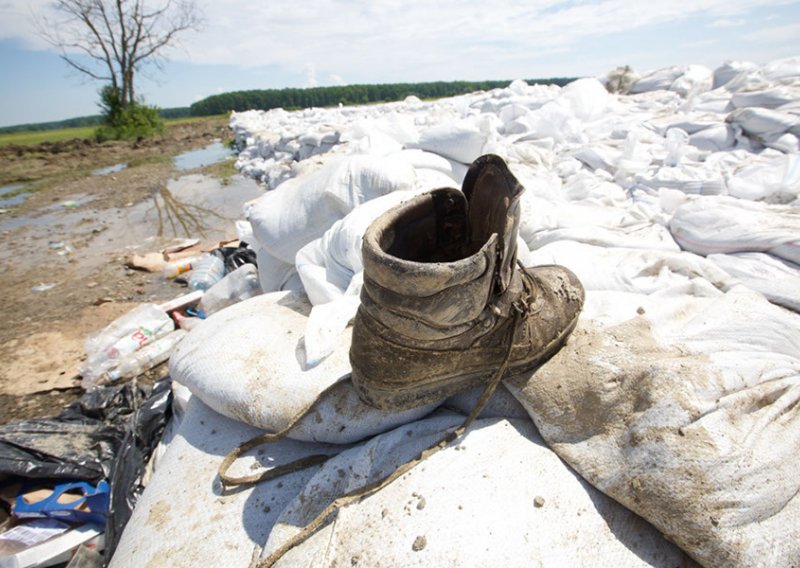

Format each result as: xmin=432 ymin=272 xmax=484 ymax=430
xmin=0 ymin=117 xmax=246 ymax=424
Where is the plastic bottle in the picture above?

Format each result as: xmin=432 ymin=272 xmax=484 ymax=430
xmin=188 ymin=255 xmax=226 ymax=291
xmin=81 ymin=304 xmax=175 ymax=389
xmin=107 ymin=329 xmax=187 ymax=382
xmin=199 ymin=263 xmax=262 ymax=315
xmin=162 ymin=255 xmax=204 ymax=279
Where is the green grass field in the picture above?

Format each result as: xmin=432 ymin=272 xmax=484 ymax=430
xmin=0 ymin=126 xmax=97 ymax=147
xmin=0 ymin=114 xmax=229 ymax=148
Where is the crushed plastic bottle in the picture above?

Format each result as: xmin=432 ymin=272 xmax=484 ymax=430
xmin=188 ymin=255 xmax=226 ymax=291
xmin=199 ymin=263 xmax=262 ymax=315
xmin=106 ymin=329 xmax=187 ymax=382
xmin=81 ymin=304 xmax=175 ymax=389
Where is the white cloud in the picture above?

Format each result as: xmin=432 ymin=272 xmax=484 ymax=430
xmin=329 ymin=73 xmax=346 ymax=86
xmin=2 ymin=0 xmax=798 ymax=81
xmin=180 ymin=0 xmax=798 ymax=78
xmin=0 ymin=0 xmax=53 ymax=48
xmin=709 ymin=17 xmax=745 ymax=27
xmin=743 ymin=22 xmax=800 ymax=43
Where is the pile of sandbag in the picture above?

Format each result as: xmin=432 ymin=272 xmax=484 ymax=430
xmin=113 ymin=55 xmax=800 ymax=567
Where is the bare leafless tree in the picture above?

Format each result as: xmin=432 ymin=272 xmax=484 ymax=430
xmin=37 ymin=0 xmax=203 ymax=108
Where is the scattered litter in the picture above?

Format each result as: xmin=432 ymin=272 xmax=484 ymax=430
xmin=13 ymin=480 xmax=110 ymax=526
xmin=80 ymin=304 xmax=174 ymax=389
xmin=106 ymin=329 xmax=186 ymax=382
xmin=62 ymin=201 xmax=80 ymax=208
xmin=0 ymin=519 xmax=71 ymax=555
xmin=31 ymin=283 xmax=56 ymax=292
xmin=161 ymin=238 xmax=200 ymax=255
xmin=127 ymin=253 xmax=167 ymax=273
xmin=157 ymin=290 xmax=204 ymax=314
xmin=0 ymin=521 xmax=103 ymax=568
xmin=161 ymin=255 xmax=204 ymax=279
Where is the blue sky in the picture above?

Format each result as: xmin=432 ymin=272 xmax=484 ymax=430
xmin=1 ymin=0 xmax=799 ymax=127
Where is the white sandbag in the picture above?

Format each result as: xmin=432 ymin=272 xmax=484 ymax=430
xmin=411 ymin=119 xmax=490 ymax=164
xmin=713 ymin=60 xmax=758 ymax=89
xmin=726 ymin=153 xmax=800 ymax=203
xmin=635 ymin=163 xmax=726 ymax=195
xmin=669 ymin=64 xmax=713 ymax=96
xmin=763 ymin=55 xmax=800 ymax=82
xmin=560 ymin=78 xmax=610 ymax=121
xmin=669 ymin=195 xmax=800 ymax=264
xmin=255 ymin=246 xmax=298 ymax=293
xmin=388 ymin=148 xmax=468 ymax=185
xmin=731 ymin=86 xmax=800 ymax=109
xmin=526 ymin=223 xmax=680 ymax=253
xmin=263 ymin=414 xmax=686 ymax=567
xmin=727 ymin=107 xmax=799 ymax=142
xmin=708 ymin=252 xmax=800 ymax=312
xmin=765 ymin=131 xmax=800 ymax=153
xmin=248 ymin=155 xmax=416 ymax=264
xmin=295 ymin=190 xmax=419 ymax=306
xmin=527 ymin=240 xmax=731 ymax=294
xmin=688 ymin=124 xmax=736 ymax=152
xmin=562 ymin=169 xmax=628 ymax=205
xmin=344 ymin=114 xmax=419 ymax=148
xmin=169 ymin=291 xmax=435 ymax=443
xmin=303 ymin=292 xmax=361 ymax=367
xmin=111 ymin=396 xmax=336 ymax=567
xmin=517 ymin=196 xmax=634 ymax=246
xmin=507 ymin=288 xmax=800 ymax=567
xmin=630 ymin=66 xmax=686 ymax=94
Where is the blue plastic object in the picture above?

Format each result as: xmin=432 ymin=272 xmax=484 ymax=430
xmin=14 ymin=480 xmax=110 ymax=525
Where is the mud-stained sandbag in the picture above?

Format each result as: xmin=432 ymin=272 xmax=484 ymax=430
xmin=169 ymin=291 xmax=435 ymax=444
xmin=507 ymin=288 xmax=800 ymax=567
xmin=263 ymin=414 xmax=687 ymax=567
xmin=110 ymin=397 xmax=337 ymax=567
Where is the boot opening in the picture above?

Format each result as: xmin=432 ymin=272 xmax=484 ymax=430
xmin=381 ymin=189 xmax=472 ymax=263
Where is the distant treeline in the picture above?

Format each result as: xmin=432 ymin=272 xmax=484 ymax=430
xmin=0 ymin=107 xmax=191 ymax=134
xmin=190 ymin=78 xmax=577 ymax=116
xmin=3 ymin=79 xmax=578 ymax=133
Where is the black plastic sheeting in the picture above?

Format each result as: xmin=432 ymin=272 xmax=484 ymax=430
xmin=105 ymin=379 xmax=171 ymax=560
xmin=0 ymin=379 xmax=173 ymax=562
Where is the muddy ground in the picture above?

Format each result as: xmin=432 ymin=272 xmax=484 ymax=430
xmin=0 ymin=117 xmax=265 ymax=424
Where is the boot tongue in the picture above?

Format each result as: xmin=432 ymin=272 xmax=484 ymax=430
xmin=462 ymin=155 xmax=524 ymax=294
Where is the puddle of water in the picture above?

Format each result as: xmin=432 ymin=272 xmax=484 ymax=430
xmin=59 ymin=194 xmax=97 ymax=210
xmin=0 ymin=183 xmax=29 ymax=207
xmin=92 ymin=163 xmax=127 ymax=176
xmin=127 ymin=174 xmax=263 ymax=240
xmin=0 ymin=173 xmax=264 ymax=299
xmin=0 ymin=184 xmax=24 ymax=197
xmin=173 ymin=140 xmax=233 ymax=170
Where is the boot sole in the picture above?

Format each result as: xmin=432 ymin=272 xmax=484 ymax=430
xmin=352 ymin=314 xmax=580 ymax=411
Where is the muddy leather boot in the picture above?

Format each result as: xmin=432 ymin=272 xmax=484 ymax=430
xmin=350 ymin=154 xmax=584 ymax=411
